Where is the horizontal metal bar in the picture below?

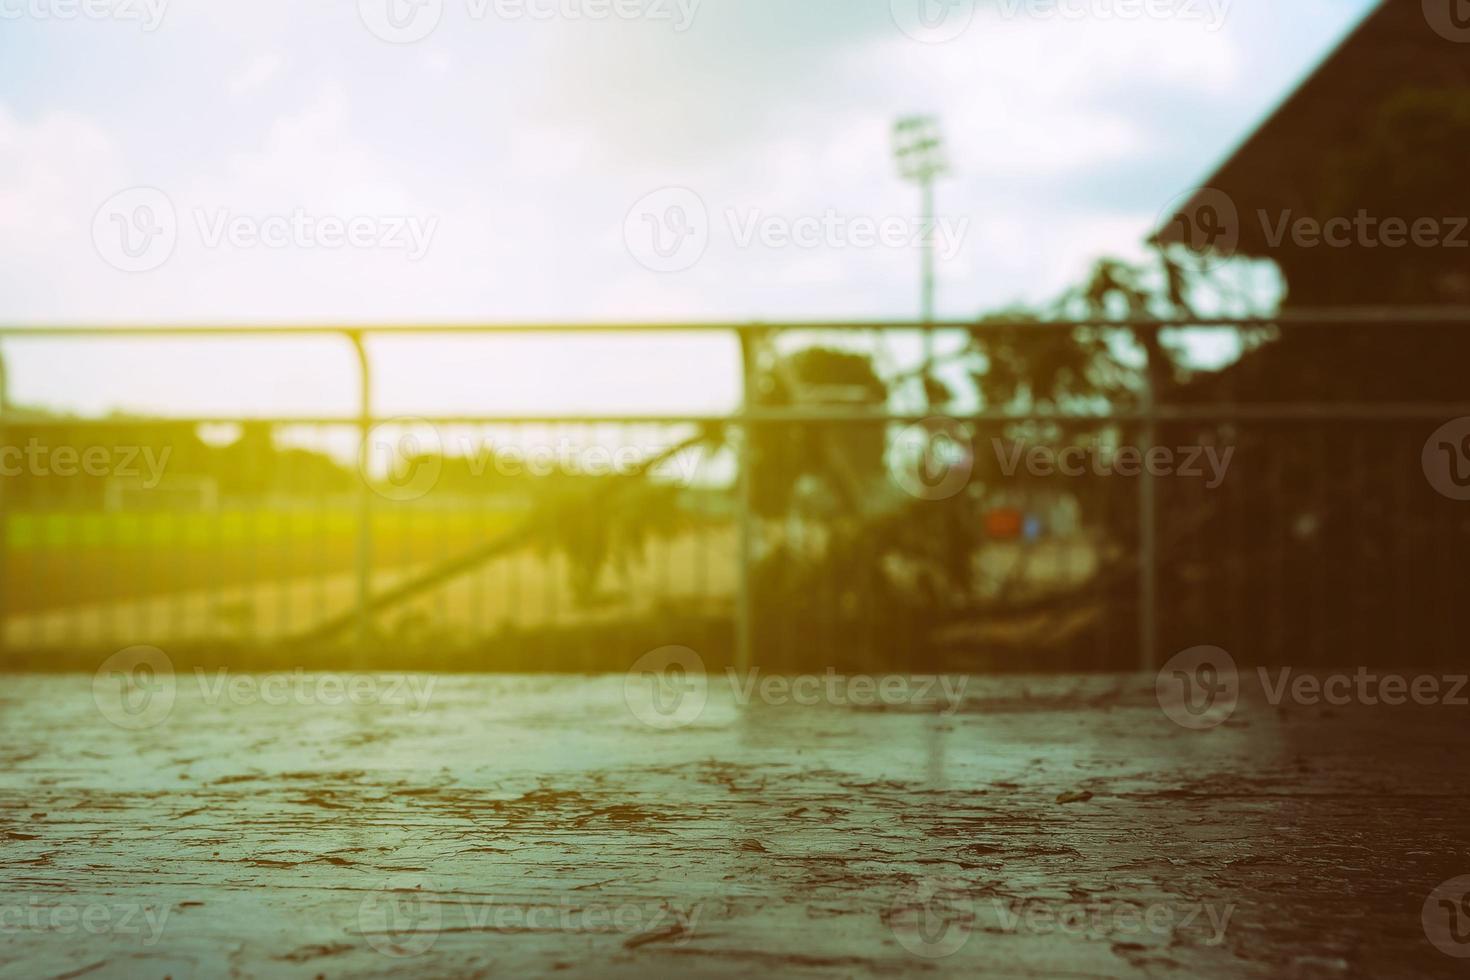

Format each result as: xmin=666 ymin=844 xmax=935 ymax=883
xmin=1153 ymin=404 xmax=1470 ymax=422
xmin=5 ymin=404 xmax=1468 ymax=428
xmin=747 ymin=405 xmax=1470 ymax=423
xmin=2 ymin=307 xmax=1470 ymax=337
xmin=0 ymin=415 xmax=729 ymax=427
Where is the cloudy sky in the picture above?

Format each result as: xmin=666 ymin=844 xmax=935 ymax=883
xmin=0 ymin=0 xmax=1377 ymax=416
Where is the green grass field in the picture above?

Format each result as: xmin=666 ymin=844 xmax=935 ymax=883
xmin=4 ymin=508 xmax=525 ymax=550
xmin=2 ymin=509 xmax=529 ymax=613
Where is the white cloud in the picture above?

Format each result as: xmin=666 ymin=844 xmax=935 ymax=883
xmin=0 ymin=105 xmax=124 ymax=247
xmin=226 ymin=52 xmax=285 ymax=98
xmin=0 ymin=0 xmax=1377 ymax=413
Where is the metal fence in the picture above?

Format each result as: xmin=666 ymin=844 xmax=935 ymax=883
xmin=2 ymin=312 xmax=1467 ymax=672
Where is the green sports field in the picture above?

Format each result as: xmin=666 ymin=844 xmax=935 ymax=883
xmin=2 ymin=508 xmax=528 ymax=614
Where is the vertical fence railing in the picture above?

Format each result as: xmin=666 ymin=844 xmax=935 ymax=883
xmin=1 ymin=311 xmax=1469 ymax=669
xmin=1136 ymin=338 xmax=1159 ymax=673
xmin=348 ymin=331 xmax=374 ymax=660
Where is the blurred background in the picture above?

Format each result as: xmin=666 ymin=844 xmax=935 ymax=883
xmin=1 ymin=0 xmax=1466 ymax=673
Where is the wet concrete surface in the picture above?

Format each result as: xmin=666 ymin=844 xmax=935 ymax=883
xmin=0 ymin=672 xmax=1467 ymax=978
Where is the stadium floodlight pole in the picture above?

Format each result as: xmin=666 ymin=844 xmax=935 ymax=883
xmin=893 ymin=115 xmax=947 ymax=408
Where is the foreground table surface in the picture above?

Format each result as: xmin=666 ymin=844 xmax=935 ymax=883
xmin=0 ymin=671 xmax=1466 ymax=979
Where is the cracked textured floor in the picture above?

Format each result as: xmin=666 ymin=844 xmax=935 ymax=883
xmin=0 ymin=673 xmax=1466 ymax=978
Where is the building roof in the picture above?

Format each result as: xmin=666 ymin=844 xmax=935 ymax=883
xmin=1155 ymin=0 xmax=1470 ymax=263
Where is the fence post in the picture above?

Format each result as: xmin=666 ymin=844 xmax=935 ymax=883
xmin=348 ymin=332 xmax=374 ymax=661
xmin=1138 ymin=330 xmax=1159 ymax=673
xmin=0 ymin=348 xmax=8 ymax=662
xmin=735 ymin=327 xmax=757 ymax=674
